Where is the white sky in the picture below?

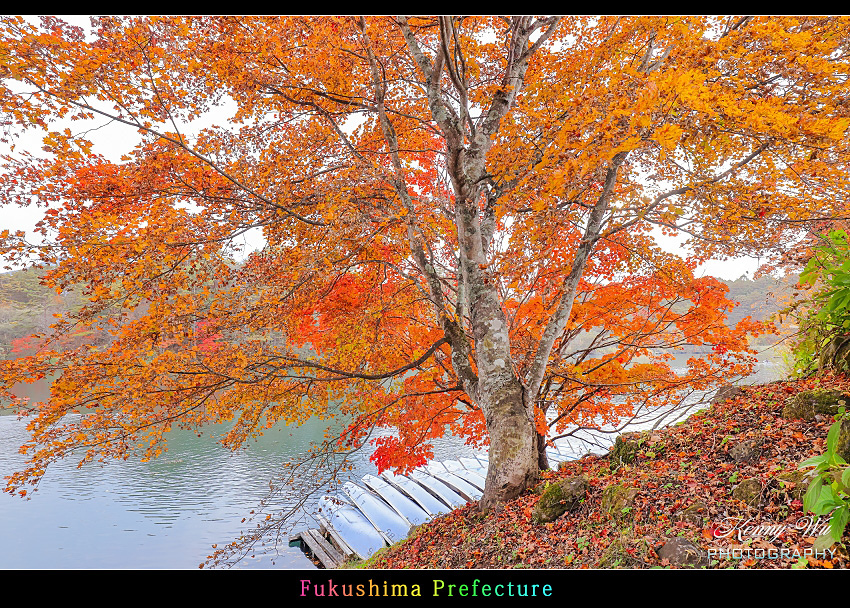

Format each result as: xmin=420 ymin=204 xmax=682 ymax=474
xmin=1 ymin=81 xmax=269 ymax=264
xmin=0 ymin=117 xmax=759 ymax=279
xmin=1 ymin=15 xmax=760 ymax=281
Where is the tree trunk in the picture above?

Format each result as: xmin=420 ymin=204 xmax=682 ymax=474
xmin=536 ymin=429 xmax=550 ymax=471
xmin=478 ymin=375 xmax=539 ymax=511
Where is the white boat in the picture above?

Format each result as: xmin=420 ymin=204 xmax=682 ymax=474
xmin=545 ymin=449 xmax=569 ymax=463
xmin=308 ymin=436 xmax=624 ymax=567
xmin=380 ymin=470 xmax=451 ymax=517
xmin=317 ymin=495 xmax=385 ymax=560
xmin=361 ymin=474 xmax=430 ymax=527
xmin=343 ymin=482 xmax=412 ymax=544
xmin=408 ymin=469 xmax=467 ymax=508
xmin=459 ymin=457 xmax=488 ymax=473
xmin=442 ymin=460 xmax=486 ymax=491
xmin=425 ymin=463 xmax=483 ymax=501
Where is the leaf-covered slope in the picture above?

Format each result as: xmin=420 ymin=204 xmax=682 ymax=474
xmin=370 ymin=373 xmax=849 ymax=569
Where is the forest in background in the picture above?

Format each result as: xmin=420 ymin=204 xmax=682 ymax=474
xmin=0 ymin=266 xmax=797 ymax=359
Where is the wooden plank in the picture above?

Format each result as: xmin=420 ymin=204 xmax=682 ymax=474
xmin=317 ymin=530 xmax=347 ymax=568
xmin=301 ymin=528 xmax=344 ymax=569
xmin=304 ymin=528 xmax=344 ymax=569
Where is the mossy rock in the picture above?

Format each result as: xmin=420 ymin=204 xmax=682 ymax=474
xmin=819 ymin=335 xmax=850 ymax=372
xmin=777 ymin=470 xmax=810 ymax=501
xmin=532 ymin=475 xmax=588 ymax=524
xmin=598 ymin=534 xmax=651 ymax=568
xmin=837 ymin=418 xmax=850 ymax=463
xmin=601 ymin=484 xmax=639 ymax=519
xmin=732 ymin=477 xmax=763 ymax=506
xmin=712 ymin=384 xmax=743 ymax=405
xmin=676 ymin=502 xmax=708 ymax=526
xmin=609 ymin=434 xmax=641 ymax=469
xmin=658 ymin=537 xmax=708 ymax=568
xmin=729 ymin=438 xmax=764 ymax=463
xmin=782 ymin=389 xmax=850 ymax=421
xmin=597 ymin=537 xmax=631 ymax=568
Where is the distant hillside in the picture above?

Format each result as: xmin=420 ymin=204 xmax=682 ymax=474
xmin=0 ymin=268 xmax=85 ymax=357
xmin=722 ymin=273 xmax=798 ymax=327
xmin=0 ymin=268 xmax=799 ymax=358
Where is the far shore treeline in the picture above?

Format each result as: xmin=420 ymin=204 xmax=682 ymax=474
xmin=0 ymin=266 xmax=794 ymax=359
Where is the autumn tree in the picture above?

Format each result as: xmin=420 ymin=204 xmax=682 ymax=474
xmin=1 ymin=16 xmax=849 ymax=517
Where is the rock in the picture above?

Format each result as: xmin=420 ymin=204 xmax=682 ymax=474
xmin=532 ymin=475 xmax=588 ymax=524
xmin=676 ymin=502 xmax=708 ymax=526
xmin=732 ymin=477 xmax=763 ymax=506
xmin=782 ymin=389 xmax=850 ymax=421
xmin=597 ymin=537 xmax=631 ymax=568
xmin=777 ymin=471 xmax=810 ymax=501
xmin=609 ymin=434 xmax=641 ymax=469
xmin=658 ymin=537 xmax=708 ymax=567
xmin=818 ymin=335 xmax=850 ymax=372
xmin=712 ymin=384 xmax=742 ymax=404
xmin=601 ymin=484 xmax=639 ymax=519
xmin=729 ymin=438 xmax=764 ymax=463
xmin=837 ymin=418 xmax=850 ymax=463
xmin=827 ymin=467 xmax=849 ymax=490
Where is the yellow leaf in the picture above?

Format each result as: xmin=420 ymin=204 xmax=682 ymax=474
xmin=655 ymin=124 xmax=684 ymax=150
xmin=829 ymin=118 xmax=850 ymax=140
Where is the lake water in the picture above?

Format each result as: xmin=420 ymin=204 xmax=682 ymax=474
xmin=0 ymin=355 xmax=785 ymax=569
xmin=0 ymin=403 xmax=481 ymax=569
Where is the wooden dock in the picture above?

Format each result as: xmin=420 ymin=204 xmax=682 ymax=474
xmin=289 ymin=528 xmax=347 ymax=569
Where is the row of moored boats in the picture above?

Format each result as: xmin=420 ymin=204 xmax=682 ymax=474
xmin=290 ymin=442 xmax=586 ymax=567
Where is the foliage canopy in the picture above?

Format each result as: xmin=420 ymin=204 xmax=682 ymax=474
xmin=1 ymin=16 xmax=849 ymax=516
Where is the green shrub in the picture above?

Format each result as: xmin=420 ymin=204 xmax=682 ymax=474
xmin=785 ymin=230 xmax=850 ymax=376
xmin=798 ymin=406 xmax=850 ymax=551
